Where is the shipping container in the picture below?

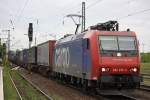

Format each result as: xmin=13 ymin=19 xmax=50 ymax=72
xmin=23 ymin=49 xmax=29 ymax=64
xmin=19 ymin=50 xmax=23 ymax=63
xmin=37 ymin=40 xmax=56 ymax=67
xmin=15 ymin=50 xmax=23 ymax=65
xmin=8 ymin=51 xmax=15 ymax=62
xmin=37 ymin=40 xmax=55 ymax=76
xmin=29 ymin=46 xmax=37 ymax=64
xmin=15 ymin=50 xmax=20 ymax=64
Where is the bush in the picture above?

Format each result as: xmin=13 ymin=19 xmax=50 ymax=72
xmin=141 ymin=53 xmax=150 ymax=63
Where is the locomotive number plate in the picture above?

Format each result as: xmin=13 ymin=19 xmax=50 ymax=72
xmin=112 ymin=68 xmax=128 ymax=72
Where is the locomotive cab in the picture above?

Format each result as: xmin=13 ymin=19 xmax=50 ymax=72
xmin=87 ymin=21 xmax=141 ymax=89
xmin=98 ymin=32 xmax=140 ymax=89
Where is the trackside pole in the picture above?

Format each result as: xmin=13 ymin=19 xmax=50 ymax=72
xmin=28 ymin=23 xmax=33 ymax=74
xmin=29 ymin=41 xmax=32 ymax=74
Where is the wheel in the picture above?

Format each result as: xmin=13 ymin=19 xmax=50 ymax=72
xmin=82 ymin=80 xmax=89 ymax=94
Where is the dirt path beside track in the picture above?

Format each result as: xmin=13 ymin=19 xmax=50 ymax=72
xmin=18 ymin=68 xmax=101 ymax=100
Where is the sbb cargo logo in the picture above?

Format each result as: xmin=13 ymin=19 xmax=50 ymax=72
xmin=55 ymin=47 xmax=70 ymax=68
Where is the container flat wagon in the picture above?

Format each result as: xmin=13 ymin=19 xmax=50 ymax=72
xmin=37 ymin=40 xmax=56 ymax=76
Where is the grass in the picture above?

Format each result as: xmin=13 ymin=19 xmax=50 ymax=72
xmin=141 ymin=63 xmax=150 ymax=74
xmin=11 ymin=69 xmax=65 ymax=100
xmin=3 ymin=62 xmax=20 ymax=100
xmin=10 ymin=69 xmax=49 ymax=100
xmin=3 ymin=60 xmax=49 ymax=100
xmin=143 ymin=78 xmax=150 ymax=85
xmin=141 ymin=63 xmax=150 ymax=86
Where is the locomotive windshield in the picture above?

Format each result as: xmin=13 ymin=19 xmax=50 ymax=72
xmin=99 ymin=36 xmax=137 ymax=56
xmin=118 ymin=36 xmax=136 ymax=50
xmin=99 ymin=36 xmax=118 ymax=51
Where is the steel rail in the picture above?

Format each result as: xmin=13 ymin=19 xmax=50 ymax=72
xmin=143 ymin=76 xmax=150 ymax=79
xmin=141 ymin=73 xmax=150 ymax=76
xmin=9 ymin=72 xmax=23 ymax=100
xmin=101 ymin=94 xmax=137 ymax=100
xmin=120 ymin=94 xmax=137 ymax=100
xmin=140 ymin=84 xmax=150 ymax=92
xmin=18 ymin=71 xmax=53 ymax=100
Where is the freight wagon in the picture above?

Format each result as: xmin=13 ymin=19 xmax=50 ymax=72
xmin=15 ymin=50 xmax=22 ymax=66
xmin=29 ymin=47 xmax=37 ymax=64
xmin=37 ymin=40 xmax=56 ymax=76
xmin=23 ymin=49 xmax=29 ymax=67
xmin=8 ymin=51 xmax=16 ymax=63
xmin=28 ymin=46 xmax=37 ymax=71
xmin=19 ymin=50 xmax=23 ymax=65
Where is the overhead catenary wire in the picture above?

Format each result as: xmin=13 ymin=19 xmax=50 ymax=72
xmin=77 ymin=0 xmax=104 ymax=13
xmin=8 ymin=0 xmax=150 ymax=51
xmin=10 ymin=19 xmax=15 ymax=30
xmin=118 ymin=8 xmax=150 ymax=20
xmin=62 ymin=0 xmax=104 ymax=32
xmin=15 ymin=0 xmax=30 ymax=23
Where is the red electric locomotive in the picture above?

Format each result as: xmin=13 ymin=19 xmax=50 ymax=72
xmin=87 ymin=21 xmax=140 ymax=89
xmin=54 ymin=21 xmax=141 ymax=90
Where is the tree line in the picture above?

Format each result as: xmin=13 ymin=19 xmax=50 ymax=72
xmin=0 ymin=38 xmax=6 ymax=63
xmin=141 ymin=53 xmax=150 ymax=63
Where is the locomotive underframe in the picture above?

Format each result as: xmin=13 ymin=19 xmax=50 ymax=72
xmin=99 ymin=74 xmax=141 ymax=89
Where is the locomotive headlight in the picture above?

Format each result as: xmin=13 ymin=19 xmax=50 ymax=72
xmin=130 ymin=67 xmax=138 ymax=72
xmin=133 ymin=68 xmax=137 ymax=72
xmin=102 ymin=68 xmax=106 ymax=72
xmin=101 ymin=67 xmax=110 ymax=72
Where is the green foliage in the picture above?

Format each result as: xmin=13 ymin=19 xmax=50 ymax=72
xmin=141 ymin=63 xmax=150 ymax=74
xmin=11 ymin=70 xmax=48 ymax=100
xmin=141 ymin=53 xmax=150 ymax=63
xmin=3 ymin=61 xmax=20 ymax=100
xmin=0 ymin=43 xmax=6 ymax=60
xmin=141 ymin=63 xmax=150 ymax=85
xmin=3 ymin=60 xmax=48 ymax=100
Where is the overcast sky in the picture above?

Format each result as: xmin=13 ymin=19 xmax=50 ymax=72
xmin=0 ymin=0 xmax=150 ymax=52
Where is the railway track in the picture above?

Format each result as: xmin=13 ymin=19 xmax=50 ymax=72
xmin=25 ymin=68 xmax=138 ymax=100
xmin=101 ymin=94 xmax=137 ymax=100
xmin=9 ymin=72 xmax=23 ymax=100
xmin=142 ymin=73 xmax=150 ymax=80
xmin=12 ymin=65 xmax=148 ymax=100
xmin=97 ymin=89 xmax=138 ymax=100
xmin=140 ymin=73 xmax=150 ymax=92
xmin=142 ymin=73 xmax=150 ymax=76
xmin=53 ymin=74 xmax=138 ymax=100
xmin=9 ymin=70 xmax=53 ymax=100
xmin=140 ymin=84 xmax=150 ymax=92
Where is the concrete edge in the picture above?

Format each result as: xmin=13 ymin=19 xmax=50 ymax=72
xmin=0 ymin=67 xmax=4 ymax=100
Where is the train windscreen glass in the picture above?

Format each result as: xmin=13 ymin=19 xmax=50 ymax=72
xmin=118 ymin=36 xmax=136 ymax=51
xmin=99 ymin=36 xmax=118 ymax=51
xmin=99 ymin=36 xmax=137 ymax=56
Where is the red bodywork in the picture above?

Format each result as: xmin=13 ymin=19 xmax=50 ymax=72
xmin=49 ymin=41 xmax=56 ymax=67
xmin=84 ymin=30 xmax=140 ymax=80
